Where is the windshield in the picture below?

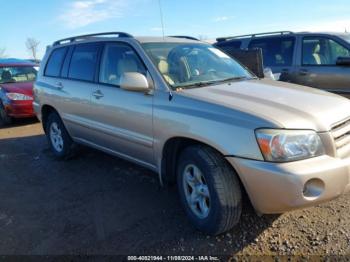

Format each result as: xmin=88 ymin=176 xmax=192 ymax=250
xmin=0 ymin=66 xmax=37 ymax=84
xmin=340 ymin=35 xmax=350 ymax=44
xmin=142 ymin=42 xmax=254 ymax=89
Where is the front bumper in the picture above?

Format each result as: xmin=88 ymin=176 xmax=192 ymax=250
xmin=4 ymin=100 xmax=35 ymax=118
xmin=227 ymin=155 xmax=350 ymax=214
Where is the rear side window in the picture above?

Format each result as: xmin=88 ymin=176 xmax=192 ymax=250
xmin=45 ymin=47 xmax=67 ymax=77
xmin=68 ymin=43 xmax=100 ymax=81
xmin=249 ymin=37 xmax=295 ymax=67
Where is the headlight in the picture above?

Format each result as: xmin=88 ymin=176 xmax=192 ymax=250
xmin=6 ymin=93 xmax=33 ymax=101
xmin=255 ymin=129 xmax=325 ymax=162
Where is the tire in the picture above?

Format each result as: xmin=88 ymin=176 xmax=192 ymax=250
xmin=45 ymin=112 xmax=74 ymax=159
xmin=0 ymin=102 xmax=12 ymax=127
xmin=177 ymin=145 xmax=242 ymax=235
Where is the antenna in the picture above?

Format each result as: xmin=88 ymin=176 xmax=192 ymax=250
xmin=158 ymin=0 xmax=165 ymax=39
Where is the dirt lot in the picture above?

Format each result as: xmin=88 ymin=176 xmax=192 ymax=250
xmin=0 ymin=119 xmax=349 ymax=258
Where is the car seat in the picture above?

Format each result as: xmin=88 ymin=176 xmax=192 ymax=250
xmin=1 ymin=71 xmax=14 ymax=83
xmin=158 ymin=59 xmax=175 ymax=85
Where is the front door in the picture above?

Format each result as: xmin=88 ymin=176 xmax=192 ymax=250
xmin=88 ymin=42 xmax=154 ymax=166
xmin=295 ymin=36 xmax=350 ymax=97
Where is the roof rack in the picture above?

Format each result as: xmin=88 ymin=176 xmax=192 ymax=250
xmin=216 ymin=31 xmax=293 ymax=42
xmin=53 ymin=32 xmax=133 ymax=46
xmin=169 ymin=35 xmax=199 ymax=41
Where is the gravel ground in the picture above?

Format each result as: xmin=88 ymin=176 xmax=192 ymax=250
xmin=0 ymin=119 xmax=349 ymax=259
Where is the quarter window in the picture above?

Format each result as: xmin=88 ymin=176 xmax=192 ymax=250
xmin=249 ymin=37 xmax=295 ymax=67
xmin=99 ymin=43 xmax=147 ymax=86
xmin=45 ymin=47 xmax=67 ymax=77
xmin=302 ymin=37 xmax=350 ymax=65
xmin=68 ymin=43 xmax=100 ymax=81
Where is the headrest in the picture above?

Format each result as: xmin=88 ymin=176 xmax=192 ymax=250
xmin=313 ymin=44 xmax=321 ymax=54
xmin=1 ymin=70 xmax=12 ymax=80
xmin=158 ymin=60 xmax=169 ymax=74
xmin=117 ymin=58 xmax=138 ymax=75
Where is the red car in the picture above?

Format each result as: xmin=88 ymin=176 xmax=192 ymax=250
xmin=0 ymin=61 xmax=38 ymax=125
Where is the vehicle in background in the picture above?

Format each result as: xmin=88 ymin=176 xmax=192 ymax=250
xmin=215 ymin=31 xmax=350 ymax=98
xmin=0 ymin=60 xmax=37 ymax=125
xmin=34 ymin=32 xmax=350 ymax=235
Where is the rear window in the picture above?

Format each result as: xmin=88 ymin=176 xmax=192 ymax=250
xmin=45 ymin=47 xmax=67 ymax=77
xmin=216 ymin=40 xmax=242 ymax=50
xmin=249 ymin=37 xmax=295 ymax=67
xmin=0 ymin=66 xmax=37 ymax=84
xmin=68 ymin=43 xmax=100 ymax=82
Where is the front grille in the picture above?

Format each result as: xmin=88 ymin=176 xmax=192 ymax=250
xmin=331 ymin=118 xmax=350 ymax=157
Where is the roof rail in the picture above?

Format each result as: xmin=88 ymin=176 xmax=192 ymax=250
xmin=53 ymin=32 xmax=133 ymax=46
xmin=216 ymin=31 xmax=293 ymax=42
xmin=169 ymin=35 xmax=199 ymax=41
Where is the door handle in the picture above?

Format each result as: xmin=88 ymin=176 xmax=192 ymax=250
xmin=299 ymin=69 xmax=308 ymax=76
xmin=92 ymin=90 xmax=104 ymax=99
xmin=55 ymin=82 xmax=63 ymax=90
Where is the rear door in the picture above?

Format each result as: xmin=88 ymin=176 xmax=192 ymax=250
xmin=56 ymin=42 xmax=102 ymax=140
xmin=248 ymin=36 xmax=296 ymax=81
xmin=88 ymin=42 xmax=154 ymax=166
xmin=294 ymin=35 xmax=350 ymax=96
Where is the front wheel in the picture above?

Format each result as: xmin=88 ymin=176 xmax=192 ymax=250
xmin=177 ymin=145 xmax=242 ymax=235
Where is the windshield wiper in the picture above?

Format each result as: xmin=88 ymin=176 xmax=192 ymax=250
xmin=174 ymin=76 xmax=257 ymax=89
xmin=175 ymin=80 xmax=219 ymax=89
xmin=218 ymin=76 xmax=253 ymax=83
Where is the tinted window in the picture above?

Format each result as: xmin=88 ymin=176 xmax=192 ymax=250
xmin=45 ymin=47 xmax=67 ymax=77
xmin=68 ymin=43 xmax=100 ymax=81
xmin=216 ymin=40 xmax=242 ymax=49
xmin=215 ymin=41 xmax=242 ymax=57
xmin=99 ymin=43 xmax=147 ymax=86
xmin=302 ymin=37 xmax=350 ymax=65
xmin=249 ymin=37 xmax=295 ymax=66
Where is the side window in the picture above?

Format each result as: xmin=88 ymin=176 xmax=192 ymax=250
xmin=68 ymin=43 xmax=100 ymax=81
xmin=99 ymin=43 xmax=147 ymax=86
xmin=45 ymin=47 xmax=68 ymax=77
xmin=249 ymin=37 xmax=295 ymax=67
xmin=302 ymin=37 xmax=350 ymax=65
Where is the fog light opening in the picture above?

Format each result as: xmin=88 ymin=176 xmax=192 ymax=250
xmin=303 ymin=178 xmax=325 ymax=199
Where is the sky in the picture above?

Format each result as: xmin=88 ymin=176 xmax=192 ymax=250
xmin=1 ymin=0 xmax=350 ymax=59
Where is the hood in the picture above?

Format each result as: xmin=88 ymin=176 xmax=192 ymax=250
xmin=180 ymin=79 xmax=350 ymax=132
xmin=0 ymin=82 xmax=34 ymax=96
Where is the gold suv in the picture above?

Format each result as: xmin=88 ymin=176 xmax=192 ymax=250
xmin=34 ymin=32 xmax=350 ymax=235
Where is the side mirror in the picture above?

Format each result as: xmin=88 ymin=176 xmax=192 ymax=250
xmin=336 ymin=57 xmax=350 ymax=66
xmin=120 ymin=72 xmax=150 ymax=92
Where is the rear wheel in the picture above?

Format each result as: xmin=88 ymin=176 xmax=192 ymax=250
xmin=177 ymin=145 xmax=242 ymax=235
xmin=46 ymin=112 xmax=74 ymax=159
xmin=0 ymin=102 xmax=12 ymax=127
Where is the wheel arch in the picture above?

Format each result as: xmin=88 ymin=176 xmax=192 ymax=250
xmin=160 ymin=136 xmax=244 ymax=187
xmin=41 ymin=105 xmax=60 ymax=133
